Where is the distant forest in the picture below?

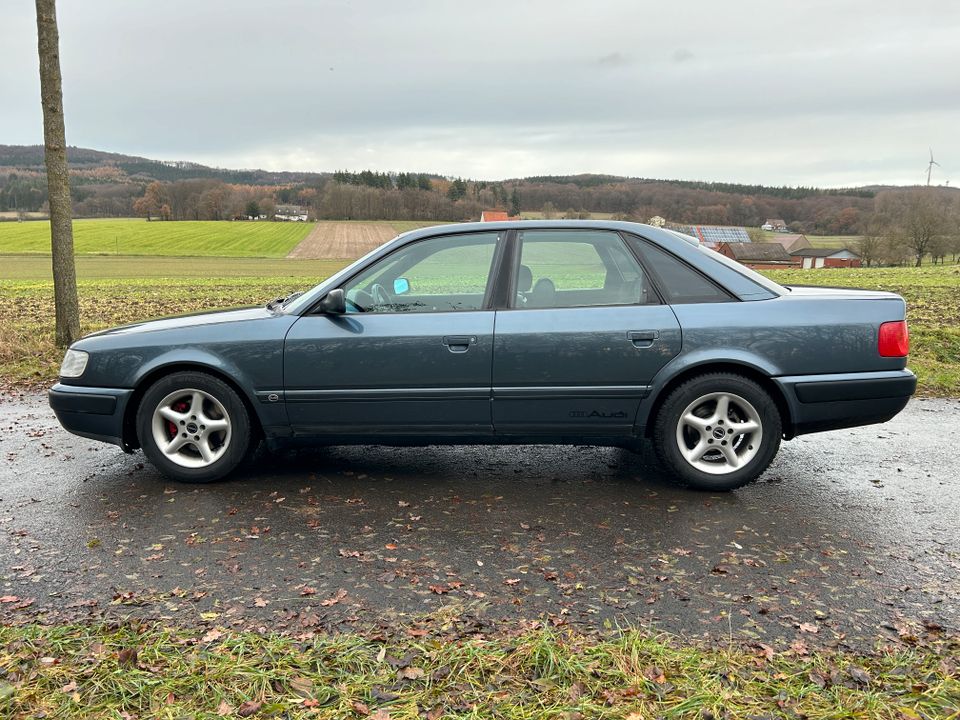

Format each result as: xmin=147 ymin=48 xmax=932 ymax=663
xmin=0 ymin=143 xmax=953 ymax=237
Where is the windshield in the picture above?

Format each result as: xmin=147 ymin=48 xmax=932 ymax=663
xmin=280 ymin=234 xmax=406 ymax=314
xmin=696 ymin=244 xmax=787 ymax=295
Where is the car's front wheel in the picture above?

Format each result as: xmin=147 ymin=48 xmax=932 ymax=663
xmin=652 ymin=373 xmax=781 ymax=491
xmin=137 ymin=371 xmax=251 ymax=482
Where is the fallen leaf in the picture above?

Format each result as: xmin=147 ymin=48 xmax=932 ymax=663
xmin=217 ymin=700 xmax=233 ymax=716
xmin=202 ymin=628 xmax=223 ymax=643
xmin=752 ymin=642 xmax=775 ymax=660
xmin=320 ymin=588 xmax=348 ymax=606
xmin=237 ymin=700 xmax=262 ymax=717
xmin=61 ymin=680 xmax=78 ymax=693
xmin=117 ymin=648 xmax=138 ymax=666
xmin=300 ymin=586 xmax=317 ymax=596
xmin=369 ymin=710 xmax=391 ymax=720
xmin=0 ymin=595 xmax=20 ymax=603
xmin=848 ymin=666 xmax=871 ymax=685
xmin=397 ymin=666 xmax=425 ymax=680
xmin=643 ymin=666 xmax=666 ymax=684
xmin=289 ymin=677 xmax=314 ymax=698
xmin=799 ymin=622 xmax=819 ymax=634
xmin=352 ymin=700 xmax=370 ymax=715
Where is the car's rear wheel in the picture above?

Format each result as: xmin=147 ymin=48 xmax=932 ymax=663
xmin=136 ymin=371 xmax=250 ymax=483
xmin=652 ymin=373 xmax=781 ymax=491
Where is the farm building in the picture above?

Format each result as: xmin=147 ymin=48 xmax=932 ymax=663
xmin=275 ymin=205 xmax=308 ymax=221
xmin=761 ymin=218 xmax=788 ymax=231
xmin=480 ymin=210 xmax=521 ymax=222
xmin=667 ymin=224 xmax=751 ymax=247
xmin=716 ymin=242 xmax=800 ymax=270
xmin=767 ymin=233 xmax=811 ymax=253
xmin=790 ymin=247 xmax=862 ymax=269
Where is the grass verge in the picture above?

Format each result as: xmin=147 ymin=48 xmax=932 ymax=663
xmin=0 ymin=622 xmax=957 ymax=719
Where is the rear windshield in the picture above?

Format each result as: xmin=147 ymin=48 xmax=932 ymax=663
xmin=696 ymin=244 xmax=786 ymax=296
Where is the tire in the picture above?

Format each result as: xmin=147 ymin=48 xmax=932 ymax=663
xmin=136 ymin=371 xmax=251 ymax=483
xmin=652 ymin=373 xmax=781 ymax=491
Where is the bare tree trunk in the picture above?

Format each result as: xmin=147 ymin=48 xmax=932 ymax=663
xmin=36 ymin=0 xmax=79 ymax=347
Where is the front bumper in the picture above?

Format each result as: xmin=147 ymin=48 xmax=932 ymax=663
xmin=49 ymin=383 xmax=134 ymax=449
xmin=774 ymin=369 xmax=916 ymax=438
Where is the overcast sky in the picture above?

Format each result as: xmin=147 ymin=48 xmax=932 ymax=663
xmin=3 ymin=1 xmax=958 ymax=186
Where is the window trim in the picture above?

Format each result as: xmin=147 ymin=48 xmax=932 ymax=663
xmin=502 ymin=228 xmax=663 ymax=311
xmin=307 ymin=230 xmax=507 ymax=316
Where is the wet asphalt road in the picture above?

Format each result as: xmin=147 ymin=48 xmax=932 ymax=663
xmin=1 ymin=393 xmax=958 ymax=649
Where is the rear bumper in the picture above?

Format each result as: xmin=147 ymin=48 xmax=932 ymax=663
xmin=48 ymin=383 xmax=134 ymax=449
xmin=774 ymin=369 xmax=916 ymax=438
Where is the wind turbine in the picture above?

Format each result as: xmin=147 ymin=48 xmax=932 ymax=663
xmin=926 ymin=148 xmax=941 ymax=186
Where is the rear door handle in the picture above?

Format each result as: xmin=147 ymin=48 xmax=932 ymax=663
xmin=627 ymin=330 xmax=658 ymax=348
xmin=442 ymin=335 xmax=477 ymax=353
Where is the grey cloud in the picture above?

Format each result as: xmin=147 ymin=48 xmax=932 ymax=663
xmin=597 ymin=52 xmax=629 ymax=67
xmin=1 ymin=0 xmax=959 ymax=184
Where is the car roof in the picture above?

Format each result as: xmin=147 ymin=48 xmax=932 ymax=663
xmin=398 ymin=219 xmax=696 ymax=243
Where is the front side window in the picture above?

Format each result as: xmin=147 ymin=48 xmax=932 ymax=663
xmin=512 ymin=230 xmax=656 ymax=309
xmin=342 ymin=232 xmax=499 ymax=313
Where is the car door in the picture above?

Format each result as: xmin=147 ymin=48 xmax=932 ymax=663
xmin=283 ymin=231 xmax=503 ymax=436
xmin=491 ymin=228 xmax=682 ymax=435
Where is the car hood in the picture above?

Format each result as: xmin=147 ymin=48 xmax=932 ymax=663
xmin=83 ymin=306 xmax=277 ymax=338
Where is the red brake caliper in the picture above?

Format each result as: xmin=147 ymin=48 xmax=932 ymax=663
xmin=167 ymin=400 xmax=189 ymax=439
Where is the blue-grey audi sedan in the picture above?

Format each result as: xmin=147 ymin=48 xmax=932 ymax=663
xmin=49 ymin=221 xmax=916 ymax=490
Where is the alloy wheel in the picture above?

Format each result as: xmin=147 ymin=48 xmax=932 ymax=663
xmin=674 ymin=391 xmax=763 ymax=475
xmin=150 ymin=388 xmax=232 ymax=469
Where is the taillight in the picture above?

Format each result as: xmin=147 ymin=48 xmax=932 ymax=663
xmin=878 ymin=320 xmax=909 ymax=357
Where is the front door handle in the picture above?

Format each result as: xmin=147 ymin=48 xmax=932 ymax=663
xmin=442 ymin=335 xmax=477 ymax=353
xmin=627 ymin=330 xmax=658 ymax=348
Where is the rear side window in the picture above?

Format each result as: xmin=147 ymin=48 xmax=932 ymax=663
xmin=631 ymin=238 xmax=732 ymax=304
xmin=512 ymin=230 xmax=658 ymax=308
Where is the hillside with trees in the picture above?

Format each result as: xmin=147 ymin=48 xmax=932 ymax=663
xmin=1 ymin=144 xmax=958 ymax=262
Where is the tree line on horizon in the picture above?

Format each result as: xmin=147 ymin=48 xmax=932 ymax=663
xmin=4 ymin=157 xmax=960 ymax=264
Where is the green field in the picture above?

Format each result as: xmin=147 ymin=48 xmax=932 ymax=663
xmin=1 ymin=259 xmax=957 ymax=395
xmin=2 ymin=254 xmax=348 ymax=281
xmin=755 ymin=229 xmax=861 ymax=249
xmin=0 ymin=219 xmax=316 ymax=257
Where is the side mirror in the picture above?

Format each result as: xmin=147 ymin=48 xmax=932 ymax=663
xmin=317 ymin=288 xmax=346 ymax=314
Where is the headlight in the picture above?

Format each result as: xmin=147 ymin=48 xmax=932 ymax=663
xmin=59 ymin=349 xmax=89 ymax=378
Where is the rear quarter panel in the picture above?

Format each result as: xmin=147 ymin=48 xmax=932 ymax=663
xmin=637 ymin=293 xmax=909 ymax=428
